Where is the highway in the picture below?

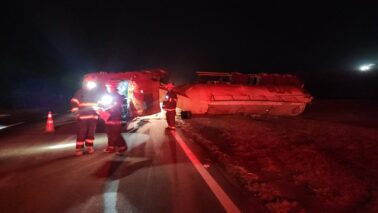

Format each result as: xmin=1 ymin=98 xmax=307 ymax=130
xmin=0 ymin=112 xmax=262 ymax=213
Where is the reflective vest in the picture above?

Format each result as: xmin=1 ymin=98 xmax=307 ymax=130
xmin=71 ymin=89 xmax=99 ymax=120
xmin=163 ymin=91 xmax=177 ymax=111
xmin=105 ymin=93 xmax=125 ymax=124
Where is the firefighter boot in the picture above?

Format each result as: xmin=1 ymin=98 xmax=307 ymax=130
xmin=75 ymin=148 xmax=84 ymax=156
xmin=116 ymin=146 xmax=128 ymax=156
xmin=103 ymin=146 xmax=115 ymax=153
xmin=87 ymin=147 xmax=95 ymax=154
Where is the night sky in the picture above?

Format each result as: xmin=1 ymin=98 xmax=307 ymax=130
xmin=1 ymin=1 xmax=378 ymax=109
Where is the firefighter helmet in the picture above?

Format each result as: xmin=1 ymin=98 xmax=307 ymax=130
xmin=83 ymin=76 xmax=98 ymax=90
xmin=166 ymin=82 xmax=174 ymax=89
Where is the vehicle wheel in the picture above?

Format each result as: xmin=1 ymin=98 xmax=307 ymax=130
xmin=181 ymin=111 xmax=192 ymax=119
xmin=291 ymin=105 xmax=305 ymax=116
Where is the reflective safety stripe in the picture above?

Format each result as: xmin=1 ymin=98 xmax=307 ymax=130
xmin=79 ymin=115 xmax=98 ymax=119
xmin=77 ymin=141 xmax=85 ymax=145
xmin=86 ymin=139 xmax=94 ymax=143
xmin=106 ymin=120 xmax=122 ymax=125
xmin=79 ymin=102 xmax=97 ymax=107
xmin=71 ymin=98 xmax=80 ymax=104
xmin=71 ymin=107 xmax=79 ymax=112
xmin=165 ymin=108 xmax=176 ymax=111
xmin=168 ymin=98 xmax=177 ymax=102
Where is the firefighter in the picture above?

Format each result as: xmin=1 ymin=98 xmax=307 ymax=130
xmin=71 ymin=77 xmax=99 ymax=156
xmin=162 ymin=82 xmax=177 ymax=130
xmin=98 ymin=80 xmax=128 ymax=155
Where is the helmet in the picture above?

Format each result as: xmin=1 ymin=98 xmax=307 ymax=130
xmin=83 ymin=77 xmax=97 ymax=90
xmin=82 ymin=74 xmax=99 ymax=90
xmin=166 ymin=82 xmax=174 ymax=89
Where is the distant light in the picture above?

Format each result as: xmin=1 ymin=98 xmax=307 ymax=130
xmin=86 ymin=81 xmax=97 ymax=90
xmin=359 ymin=64 xmax=375 ymax=72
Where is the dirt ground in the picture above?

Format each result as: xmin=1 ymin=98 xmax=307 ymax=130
xmin=179 ymin=100 xmax=378 ymax=213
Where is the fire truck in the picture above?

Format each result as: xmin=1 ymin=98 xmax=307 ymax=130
xmin=82 ymin=69 xmax=166 ymax=122
xmin=162 ymin=72 xmax=313 ymax=118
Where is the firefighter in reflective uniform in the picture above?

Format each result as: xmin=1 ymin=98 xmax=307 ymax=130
xmin=98 ymin=81 xmax=128 ymax=155
xmin=162 ymin=82 xmax=177 ymax=130
xmin=71 ymin=78 xmax=99 ymax=156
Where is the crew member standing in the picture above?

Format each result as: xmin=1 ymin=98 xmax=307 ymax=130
xmin=162 ymin=82 xmax=177 ymax=130
xmin=99 ymin=81 xmax=128 ymax=155
xmin=71 ymin=77 xmax=99 ymax=156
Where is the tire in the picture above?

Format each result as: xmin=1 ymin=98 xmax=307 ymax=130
xmin=181 ymin=111 xmax=192 ymax=119
xmin=291 ymin=105 xmax=305 ymax=116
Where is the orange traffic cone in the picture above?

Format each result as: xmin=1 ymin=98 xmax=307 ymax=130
xmin=45 ymin=111 xmax=55 ymax=132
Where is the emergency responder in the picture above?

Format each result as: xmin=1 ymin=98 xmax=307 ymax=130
xmin=162 ymin=82 xmax=177 ymax=130
xmin=98 ymin=80 xmax=128 ymax=155
xmin=71 ymin=77 xmax=99 ymax=156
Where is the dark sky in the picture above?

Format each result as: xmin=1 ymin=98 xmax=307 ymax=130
xmin=1 ymin=1 xmax=378 ymax=108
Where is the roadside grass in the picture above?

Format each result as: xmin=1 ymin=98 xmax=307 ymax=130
xmin=179 ymin=100 xmax=378 ymax=213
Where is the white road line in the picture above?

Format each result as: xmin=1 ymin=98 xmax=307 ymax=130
xmin=103 ymin=180 xmax=119 ymax=213
xmin=0 ymin=114 xmax=11 ymax=117
xmin=0 ymin=122 xmax=25 ymax=130
xmin=170 ymin=131 xmax=241 ymax=213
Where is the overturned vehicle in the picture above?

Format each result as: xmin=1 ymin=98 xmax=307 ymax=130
xmin=82 ymin=69 xmax=166 ymax=122
xmin=168 ymin=72 xmax=313 ymax=118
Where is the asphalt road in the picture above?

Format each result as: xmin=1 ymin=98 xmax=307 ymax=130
xmin=0 ymin=112 xmax=259 ymax=213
